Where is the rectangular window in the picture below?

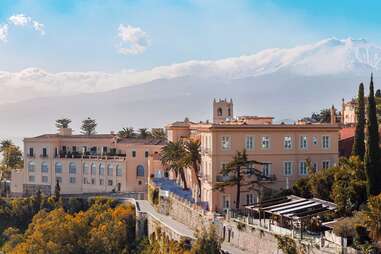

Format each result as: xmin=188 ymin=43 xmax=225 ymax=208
xmin=299 ymin=161 xmax=308 ymax=176
xmin=69 ymin=177 xmax=76 ymax=184
xmin=99 ymin=179 xmax=104 ymax=185
xmin=221 ymin=136 xmax=231 ymax=150
xmin=56 ymin=177 xmax=62 ymax=183
xmin=83 ymin=177 xmax=88 ymax=184
xmin=103 ymin=146 xmax=107 ymax=153
xmin=284 ymin=136 xmax=292 ymax=149
xmin=246 ymin=193 xmax=254 ymax=205
xmin=29 ymin=175 xmax=35 ymax=182
xmin=313 ymin=162 xmax=318 ymax=172
xmin=300 ymin=136 xmax=308 ymax=149
xmin=261 ymin=136 xmax=270 ymax=149
xmin=116 ymin=167 xmax=122 ymax=176
xmin=322 ymin=136 xmax=330 ymax=149
xmin=132 ymin=150 xmax=136 ymax=158
xmin=42 ymin=148 xmax=47 ymax=157
xmin=262 ymin=163 xmax=271 ymax=177
xmin=29 ymin=147 xmax=34 ymax=157
xmin=312 ymin=136 xmax=318 ymax=145
xmin=322 ymin=160 xmax=330 ymax=169
xmin=245 ymin=136 xmax=254 ymax=150
xmin=284 ymin=161 xmax=293 ymax=176
xmin=108 ymin=180 xmax=113 ymax=186
xmin=91 ymin=178 xmax=95 ymax=185
xmin=42 ymin=175 xmax=48 ymax=183
xmin=145 ymin=151 xmax=149 ymax=158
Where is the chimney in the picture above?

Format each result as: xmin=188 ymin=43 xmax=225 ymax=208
xmin=330 ymin=105 xmax=336 ymax=124
xmin=58 ymin=128 xmax=73 ymax=136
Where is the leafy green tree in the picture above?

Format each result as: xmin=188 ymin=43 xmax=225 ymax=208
xmin=0 ymin=139 xmax=13 ymax=152
xmin=160 ymin=141 xmax=188 ymax=190
xmin=191 ymin=226 xmax=221 ymax=254
xmin=360 ymin=193 xmax=381 ymax=241
xmin=118 ymin=127 xmax=136 ymax=138
xmin=376 ymin=89 xmax=381 ymax=97
xmin=215 ymin=149 xmax=268 ymax=210
xmin=81 ymin=117 xmax=97 ymax=135
xmin=292 ymin=177 xmax=312 ymax=198
xmin=151 ymin=128 xmax=167 ymax=141
xmin=352 ymin=83 xmax=366 ymax=159
xmin=55 ymin=118 xmax=72 ymax=129
xmin=184 ymin=140 xmax=202 ymax=199
xmin=364 ymin=74 xmax=381 ymax=196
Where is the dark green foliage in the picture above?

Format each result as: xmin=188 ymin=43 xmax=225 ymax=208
xmin=54 ymin=179 xmax=60 ymax=202
xmin=81 ymin=117 xmax=97 ymax=135
xmin=291 ymin=177 xmax=312 ymax=198
xmin=55 ymin=118 xmax=71 ymax=129
xmin=352 ymin=83 xmax=366 ymax=159
xmin=376 ymin=89 xmax=381 ymax=97
xmin=364 ymin=74 xmax=381 ymax=196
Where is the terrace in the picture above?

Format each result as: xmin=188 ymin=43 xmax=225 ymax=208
xmin=228 ymin=195 xmax=337 ymax=240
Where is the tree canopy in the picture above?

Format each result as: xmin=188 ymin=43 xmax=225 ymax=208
xmin=81 ymin=117 xmax=97 ymax=135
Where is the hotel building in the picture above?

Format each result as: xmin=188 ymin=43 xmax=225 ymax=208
xmin=166 ymin=99 xmax=340 ymax=212
xmin=11 ymin=128 xmax=164 ymax=197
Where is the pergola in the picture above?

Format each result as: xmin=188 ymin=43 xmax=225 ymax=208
xmin=244 ymin=195 xmax=337 ymax=239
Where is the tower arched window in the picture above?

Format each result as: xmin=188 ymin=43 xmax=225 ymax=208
xmin=83 ymin=163 xmax=89 ymax=175
xmin=107 ymin=164 xmax=113 ymax=176
xmin=136 ymin=165 xmax=145 ymax=177
xmin=217 ymin=107 xmax=223 ymax=116
xmin=28 ymin=161 xmax=36 ymax=172
xmin=69 ymin=162 xmax=76 ymax=174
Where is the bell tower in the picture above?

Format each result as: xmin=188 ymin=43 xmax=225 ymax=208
xmin=213 ymin=98 xmax=234 ymax=123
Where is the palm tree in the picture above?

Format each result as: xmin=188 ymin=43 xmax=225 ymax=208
xmin=160 ymin=141 xmax=188 ymax=190
xmin=184 ymin=140 xmax=202 ymax=199
xmin=55 ymin=118 xmax=71 ymax=129
xmin=151 ymin=128 xmax=167 ymax=141
xmin=118 ymin=127 xmax=136 ymax=138
xmin=215 ymin=149 xmax=269 ymax=210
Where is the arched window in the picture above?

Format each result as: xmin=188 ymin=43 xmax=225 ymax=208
xmin=99 ymin=163 xmax=105 ymax=176
xmin=55 ymin=162 xmax=63 ymax=174
xmin=28 ymin=161 xmax=35 ymax=172
xmin=83 ymin=163 xmax=89 ymax=175
xmin=69 ymin=162 xmax=76 ymax=174
xmin=136 ymin=165 xmax=144 ymax=177
xmin=41 ymin=161 xmax=48 ymax=173
xmin=217 ymin=107 xmax=223 ymax=116
xmin=116 ymin=165 xmax=122 ymax=177
xmin=107 ymin=164 xmax=113 ymax=176
xmin=91 ymin=163 xmax=96 ymax=175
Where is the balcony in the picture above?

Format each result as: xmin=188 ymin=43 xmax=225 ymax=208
xmin=54 ymin=151 xmax=127 ymax=160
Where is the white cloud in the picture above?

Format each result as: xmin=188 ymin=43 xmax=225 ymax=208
xmin=117 ymin=24 xmax=150 ymax=55
xmin=32 ymin=21 xmax=45 ymax=35
xmin=1 ymin=14 xmax=45 ymax=40
xmin=9 ymin=14 xmax=31 ymax=26
xmin=0 ymin=24 xmax=8 ymax=42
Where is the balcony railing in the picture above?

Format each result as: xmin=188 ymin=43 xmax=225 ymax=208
xmin=54 ymin=151 xmax=127 ymax=160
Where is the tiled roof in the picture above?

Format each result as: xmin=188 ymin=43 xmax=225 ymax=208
xmin=31 ymin=134 xmax=115 ymax=139
xmin=117 ymin=138 xmax=166 ymax=145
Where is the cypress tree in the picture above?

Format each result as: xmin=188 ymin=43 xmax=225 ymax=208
xmin=352 ymin=83 xmax=366 ymax=159
xmin=364 ymin=74 xmax=381 ymax=196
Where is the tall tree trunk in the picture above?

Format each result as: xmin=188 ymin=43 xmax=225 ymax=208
xmin=193 ymin=161 xmax=202 ymax=199
xmin=236 ymin=166 xmax=241 ymax=210
xmin=179 ymin=168 xmax=188 ymax=190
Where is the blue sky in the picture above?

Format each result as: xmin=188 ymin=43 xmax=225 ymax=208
xmin=0 ymin=0 xmax=381 ymax=72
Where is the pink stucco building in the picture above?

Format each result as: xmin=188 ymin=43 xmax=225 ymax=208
xmin=11 ymin=128 xmax=164 ymax=197
xmin=166 ymin=99 xmax=340 ymax=212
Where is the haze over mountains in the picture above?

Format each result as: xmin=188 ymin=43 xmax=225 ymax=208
xmin=1 ymin=37 xmax=380 ymax=140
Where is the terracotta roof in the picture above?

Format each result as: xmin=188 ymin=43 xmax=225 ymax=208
xmin=339 ymin=127 xmax=355 ymax=140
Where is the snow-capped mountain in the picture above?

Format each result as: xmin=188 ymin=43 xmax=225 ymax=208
xmin=0 ymin=37 xmax=380 ymax=104
xmin=0 ymin=38 xmax=379 ymax=141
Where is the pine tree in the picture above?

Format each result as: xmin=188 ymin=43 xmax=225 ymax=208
xmin=364 ymin=74 xmax=381 ymax=196
xmin=352 ymin=83 xmax=366 ymax=159
xmin=81 ymin=117 xmax=97 ymax=135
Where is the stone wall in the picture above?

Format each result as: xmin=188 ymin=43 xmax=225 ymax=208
xmin=162 ymin=193 xmax=213 ymax=231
